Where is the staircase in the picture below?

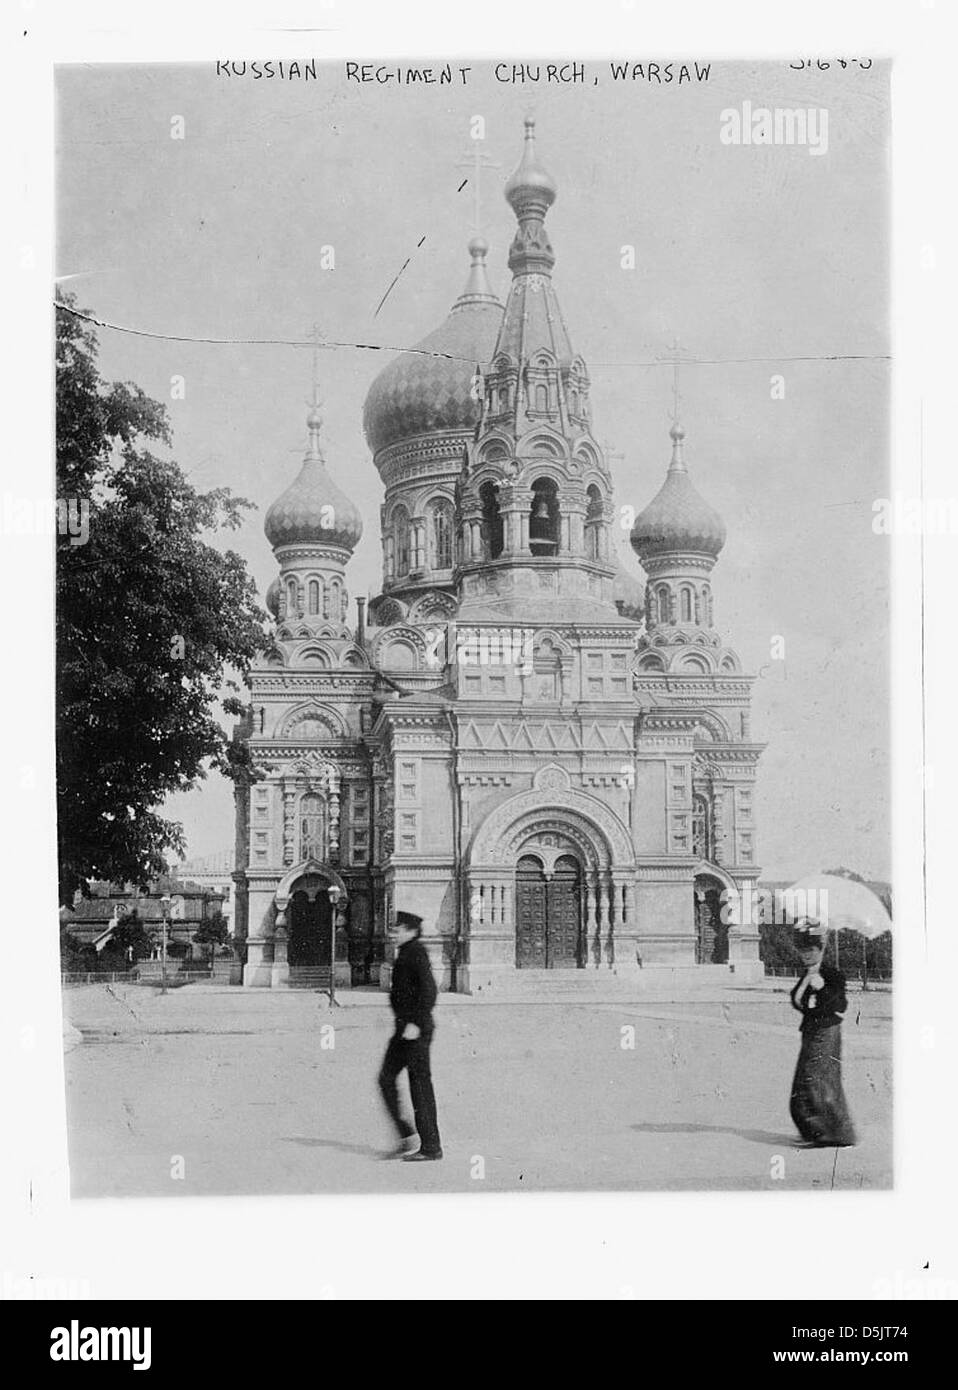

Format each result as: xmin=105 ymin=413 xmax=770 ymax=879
xmin=464 ymin=964 xmax=755 ymax=1001
xmin=287 ymin=967 xmax=334 ymax=991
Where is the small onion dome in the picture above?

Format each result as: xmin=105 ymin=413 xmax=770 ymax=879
xmin=265 ymin=456 xmax=363 ymax=550
xmin=265 ymin=576 xmax=281 ymax=618
xmin=630 ymin=424 xmax=726 ymax=562
xmin=265 ymin=399 xmax=363 ymax=551
xmin=362 ymin=239 xmax=502 ymax=460
xmin=504 ymin=116 xmax=558 ymax=214
xmin=613 ymin=560 xmax=646 ymax=620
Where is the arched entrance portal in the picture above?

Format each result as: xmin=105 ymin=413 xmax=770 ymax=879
xmin=694 ymin=873 xmax=728 ymax=964
xmin=515 ymin=854 xmax=583 ymax=969
xmin=288 ymin=887 xmax=333 ymax=967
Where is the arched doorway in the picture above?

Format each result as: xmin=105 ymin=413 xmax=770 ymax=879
xmin=515 ymin=854 xmax=582 ymax=969
xmin=288 ymin=884 xmax=333 ymax=967
xmin=694 ymin=873 xmax=728 ymax=964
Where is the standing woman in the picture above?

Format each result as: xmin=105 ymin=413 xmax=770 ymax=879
xmin=789 ymin=921 xmax=857 ymax=1147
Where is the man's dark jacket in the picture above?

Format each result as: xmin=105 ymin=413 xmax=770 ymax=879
xmin=389 ymin=938 xmax=438 ymax=1032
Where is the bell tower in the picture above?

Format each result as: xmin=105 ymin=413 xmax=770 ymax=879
xmin=456 ymin=119 xmax=619 ymax=622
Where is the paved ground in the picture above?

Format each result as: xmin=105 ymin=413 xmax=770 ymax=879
xmin=62 ymin=981 xmax=892 ymax=1196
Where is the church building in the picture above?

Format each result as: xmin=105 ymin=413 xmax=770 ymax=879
xmin=233 ymin=119 xmax=764 ymax=990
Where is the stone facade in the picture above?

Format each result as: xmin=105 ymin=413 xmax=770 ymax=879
xmin=234 ymin=120 xmax=764 ymax=990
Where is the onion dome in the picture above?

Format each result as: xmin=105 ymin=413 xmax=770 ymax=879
xmin=504 ymin=115 xmax=558 ymax=214
xmin=613 ymin=559 xmax=646 ymax=620
xmin=362 ymin=239 xmax=502 ymax=460
xmin=503 ymin=117 xmax=558 ymax=276
xmin=265 ymin=402 xmax=363 ymax=551
xmin=265 ymin=576 xmax=281 ymax=618
xmin=630 ymin=424 xmax=726 ymax=562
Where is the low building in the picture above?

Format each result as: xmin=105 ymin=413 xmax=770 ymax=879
xmin=67 ymin=875 xmax=227 ymax=961
xmin=174 ymin=854 xmax=235 ymax=933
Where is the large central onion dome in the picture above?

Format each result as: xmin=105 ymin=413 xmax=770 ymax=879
xmin=265 ymin=404 xmax=363 ymax=551
xmin=362 ymin=238 xmax=502 ymax=461
xmin=630 ymin=424 xmax=726 ymax=561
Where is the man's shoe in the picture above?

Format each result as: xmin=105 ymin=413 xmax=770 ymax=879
xmin=381 ymin=1136 xmax=419 ymax=1160
xmin=403 ymin=1149 xmax=443 ymax=1162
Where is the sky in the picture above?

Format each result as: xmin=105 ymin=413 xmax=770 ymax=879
xmin=55 ymin=57 xmax=891 ymax=881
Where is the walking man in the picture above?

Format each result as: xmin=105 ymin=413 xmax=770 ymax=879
xmin=377 ymin=911 xmax=443 ymax=1161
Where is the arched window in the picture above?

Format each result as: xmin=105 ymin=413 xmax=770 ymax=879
xmin=384 ymin=534 xmax=395 ymax=581
xmin=394 ymin=507 xmax=410 ymax=575
xmin=287 ymin=579 xmax=299 ymax=615
xmin=327 ymin=579 xmax=340 ymax=621
xmin=585 ymin=484 xmax=603 ymax=560
xmin=529 ymin=477 xmax=560 ymax=556
xmin=480 ymin=481 xmax=504 ymax=560
xmin=300 ymin=793 xmax=325 ymax=861
xmin=692 ymin=794 xmax=712 ymax=860
xmin=657 ymin=584 xmax=672 ymax=625
xmin=703 ymin=585 xmax=713 ymax=626
xmin=430 ymin=502 xmax=453 ymax=569
xmin=681 ymin=587 xmax=693 ymax=623
xmin=307 ymin=579 xmax=320 ymax=615
xmin=535 ymin=383 xmax=548 ymax=412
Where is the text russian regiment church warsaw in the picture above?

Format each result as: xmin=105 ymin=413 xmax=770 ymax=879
xmin=232 ymin=119 xmax=763 ymax=991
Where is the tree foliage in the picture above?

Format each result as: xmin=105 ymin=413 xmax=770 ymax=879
xmin=193 ymin=910 xmax=230 ymax=962
xmin=56 ymin=295 xmax=266 ymax=904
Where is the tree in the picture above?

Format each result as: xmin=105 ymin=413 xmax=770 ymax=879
xmin=56 ymin=294 xmax=267 ymax=905
xmin=59 ymin=928 xmax=95 ymax=973
xmin=192 ymin=910 xmax=230 ymax=969
xmin=103 ymin=912 xmax=155 ymax=967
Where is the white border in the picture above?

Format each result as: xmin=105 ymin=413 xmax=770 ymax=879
xmin=3 ymin=0 xmax=955 ymax=1301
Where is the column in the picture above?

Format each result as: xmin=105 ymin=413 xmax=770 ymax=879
xmin=598 ymin=875 xmax=610 ymax=968
xmin=270 ymin=912 xmax=289 ymax=988
xmin=569 ymin=511 xmax=584 ymax=555
xmin=607 ymin=879 xmax=619 ymax=967
xmin=586 ymin=873 xmax=598 ymax=966
xmin=505 ymin=509 xmax=521 ymax=554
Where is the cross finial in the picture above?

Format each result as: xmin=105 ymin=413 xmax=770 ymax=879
xmin=668 ymin=334 xmax=684 ymax=427
xmin=456 ymin=141 xmax=502 ymax=237
xmin=304 ymin=323 xmax=325 ymax=458
xmin=309 ymin=323 xmax=325 ymax=408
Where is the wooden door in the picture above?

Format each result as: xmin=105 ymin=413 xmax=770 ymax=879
xmin=288 ymin=891 xmax=332 ymax=967
xmin=546 ymin=856 xmax=582 ymax=968
xmin=515 ymin=857 xmax=547 ymax=967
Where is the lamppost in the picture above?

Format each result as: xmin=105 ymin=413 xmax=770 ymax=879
xmin=327 ymin=884 xmax=341 ymax=1008
xmin=159 ymin=893 xmax=171 ymax=996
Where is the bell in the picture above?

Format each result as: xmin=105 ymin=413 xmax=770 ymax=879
xmin=533 ymin=496 xmax=550 ymax=521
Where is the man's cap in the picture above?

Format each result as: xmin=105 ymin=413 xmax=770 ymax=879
xmin=395 ymin=911 xmax=423 ymax=929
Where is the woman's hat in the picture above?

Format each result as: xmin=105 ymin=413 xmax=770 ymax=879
xmin=792 ymin=918 xmax=828 ymax=946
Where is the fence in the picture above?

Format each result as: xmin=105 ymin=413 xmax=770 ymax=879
xmin=62 ymin=962 xmax=240 ymax=987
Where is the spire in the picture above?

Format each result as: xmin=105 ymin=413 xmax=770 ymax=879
xmin=453 ymin=236 xmax=500 ymax=309
xmin=504 ymin=116 xmax=557 ymax=275
xmin=668 ymin=421 xmax=687 ymax=474
xmin=306 ymin=325 xmax=324 ymax=458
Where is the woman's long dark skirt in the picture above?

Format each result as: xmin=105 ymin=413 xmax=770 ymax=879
xmin=789 ymin=1024 xmax=857 ymax=1146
